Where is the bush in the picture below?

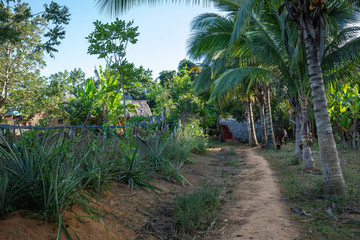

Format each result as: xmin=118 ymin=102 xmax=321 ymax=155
xmin=118 ymin=143 xmax=158 ymax=192
xmin=174 ymin=185 xmax=220 ymax=235
xmin=0 ymin=172 xmax=9 ymax=215
xmin=178 ymin=121 xmax=208 ymax=154
xmin=0 ymin=131 xmax=94 ymax=217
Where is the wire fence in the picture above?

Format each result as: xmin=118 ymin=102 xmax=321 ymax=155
xmin=0 ymin=124 xmax=127 ymax=130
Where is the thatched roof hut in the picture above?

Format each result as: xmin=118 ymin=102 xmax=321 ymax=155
xmin=125 ymin=100 xmax=152 ymax=118
xmin=219 ymin=116 xmax=262 ymax=143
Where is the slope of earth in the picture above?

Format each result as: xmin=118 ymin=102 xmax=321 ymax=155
xmin=0 ymin=144 xmax=299 ymax=240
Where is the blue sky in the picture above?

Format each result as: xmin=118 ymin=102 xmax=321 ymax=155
xmin=31 ymin=1 xmax=217 ymax=79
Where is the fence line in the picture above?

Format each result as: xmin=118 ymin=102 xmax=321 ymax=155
xmin=0 ymin=124 xmax=131 ymax=130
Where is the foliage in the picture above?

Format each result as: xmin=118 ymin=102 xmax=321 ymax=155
xmin=87 ymin=19 xmax=138 ymax=65
xmin=65 ymin=66 xmax=136 ymax=125
xmin=174 ymin=185 xmax=220 ymax=235
xmin=6 ymin=72 xmax=50 ymax=118
xmin=5 ymin=68 xmax=85 ymax=122
xmin=0 ymin=171 xmax=9 ymax=214
xmin=0 ymin=131 xmax=88 ymax=217
xmin=143 ymin=133 xmax=173 ymax=171
xmin=147 ymin=66 xmax=218 ymax=129
xmin=123 ymin=65 xmax=154 ymax=100
xmin=118 ymin=143 xmax=158 ymax=191
xmin=87 ymin=18 xmax=140 ymax=130
xmin=0 ymin=1 xmax=70 ymax=110
xmin=328 ymin=83 xmax=360 ymax=144
xmin=178 ymin=121 xmax=208 ymax=155
xmin=80 ymin=135 xmax=120 ymax=194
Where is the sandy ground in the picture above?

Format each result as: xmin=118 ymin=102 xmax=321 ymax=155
xmin=212 ymin=147 xmax=299 ymax=240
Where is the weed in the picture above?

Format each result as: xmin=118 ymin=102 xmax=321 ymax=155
xmin=226 ymin=159 xmax=238 ymax=167
xmin=174 ymin=185 xmax=220 ymax=236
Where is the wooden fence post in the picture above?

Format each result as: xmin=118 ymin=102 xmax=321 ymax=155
xmin=161 ymin=107 xmax=166 ymax=133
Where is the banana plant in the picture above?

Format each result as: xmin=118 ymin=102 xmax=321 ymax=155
xmin=71 ymin=66 xmax=136 ymax=125
xmin=328 ymin=83 xmax=360 ymax=149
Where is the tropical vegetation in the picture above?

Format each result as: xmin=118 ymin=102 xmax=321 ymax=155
xmin=0 ymin=0 xmax=360 ymax=239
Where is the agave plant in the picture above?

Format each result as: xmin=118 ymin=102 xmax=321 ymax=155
xmin=119 ymin=144 xmax=159 ymax=192
xmin=0 ymin=172 xmax=9 ymax=215
xmin=0 ymin=130 xmax=90 ymax=217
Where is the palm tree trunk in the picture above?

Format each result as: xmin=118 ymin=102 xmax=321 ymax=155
xmin=258 ymin=90 xmax=267 ymax=148
xmin=303 ymin=24 xmax=345 ymax=195
xmin=249 ymin=100 xmax=258 ymax=147
xmin=245 ymin=101 xmax=255 ymax=146
xmin=351 ymin=116 xmax=358 ymax=149
xmin=294 ymin=112 xmax=302 ymax=164
xmin=300 ymin=101 xmax=315 ymax=171
xmin=265 ymin=86 xmax=276 ymax=150
xmin=259 ymin=99 xmax=267 ymax=148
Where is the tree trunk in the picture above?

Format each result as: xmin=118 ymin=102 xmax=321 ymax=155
xmin=245 ymin=101 xmax=255 ymax=146
xmin=249 ymin=101 xmax=258 ymax=147
xmin=0 ymin=45 xmax=11 ymax=109
xmin=300 ymin=102 xmax=315 ymax=171
xmin=245 ymin=101 xmax=252 ymax=145
xmin=294 ymin=112 xmax=302 ymax=164
xmin=265 ymin=86 xmax=276 ymax=150
xmin=350 ymin=116 xmax=358 ymax=149
xmin=258 ymin=89 xmax=267 ymax=148
xmin=120 ymin=73 xmax=127 ymax=134
xmin=303 ymin=21 xmax=345 ymax=195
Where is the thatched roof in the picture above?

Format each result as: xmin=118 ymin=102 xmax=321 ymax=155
xmin=125 ymin=100 xmax=152 ymax=118
xmin=219 ymin=116 xmax=262 ymax=143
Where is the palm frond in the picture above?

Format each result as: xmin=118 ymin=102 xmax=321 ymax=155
xmin=322 ymin=37 xmax=360 ymax=71
xmin=230 ymin=0 xmax=257 ymax=45
xmin=210 ymin=67 xmax=274 ymax=101
xmin=187 ymin=13 xmax=234 ymax=60
xmin=193 ymin=65 xmax=213 ymax=94
xmin=95 ymin=0 xmax=207 ymax=16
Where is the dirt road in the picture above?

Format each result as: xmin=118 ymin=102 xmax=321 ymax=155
xmin=213 ymin=147 xmax=299 ymax=240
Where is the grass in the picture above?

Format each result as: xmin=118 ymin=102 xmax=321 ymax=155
xmin=174 ymin=185 xmax=220 ymax=237
xmin=257 ymin=143 xmax=360 ymax=240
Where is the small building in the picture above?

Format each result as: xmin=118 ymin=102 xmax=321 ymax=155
xmin=218 ymin=116 xmax=262 ymax=143
xmin=118 ymin=100 xmax=153 ymax=129
xmin=3 ymin=111 xmax=25 ymax=126
xmin=124 ymin=100 xmax=153 ymax=118
xmin=26 ymin=112 xmax=68 ymax=127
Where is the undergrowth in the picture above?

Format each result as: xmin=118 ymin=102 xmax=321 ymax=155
xmin=174 ymin=185 xmax=220 ymax=237
xmin=258 ymin=143 xmax=360 ymax=240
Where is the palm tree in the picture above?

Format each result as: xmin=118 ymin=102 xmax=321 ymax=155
xmin=229 ymin=0 xmax=360 ymax=195
xmin=187 ymin=10 xmax=272 ymax=148
xmin=96 ymin=0 xmax=360 ymax=195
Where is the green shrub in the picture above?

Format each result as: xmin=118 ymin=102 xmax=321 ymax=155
xmin=0 ymin=131 xmax=89 ymax=217
xmin=174 ymin=185 xmax=220 ymax=235
xmin=0 ymin=172 xmax=9 ymax=214
xmin=179 ymin=121 xmax=208 ymax=154
xmin=80 ymin=136 xmax=121 ymax=194
xmin=118 ymin=144 xmax=159 ymax=192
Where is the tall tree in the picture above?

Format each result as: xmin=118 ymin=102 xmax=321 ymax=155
xmin=0 ymin=1 xmax=70 ymax=111
xmin=87 ymin=18 xmax=139 ymax=132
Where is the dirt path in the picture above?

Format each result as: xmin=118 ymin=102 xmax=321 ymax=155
xmin=214 ymin=147 xmax=299 ymax=240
